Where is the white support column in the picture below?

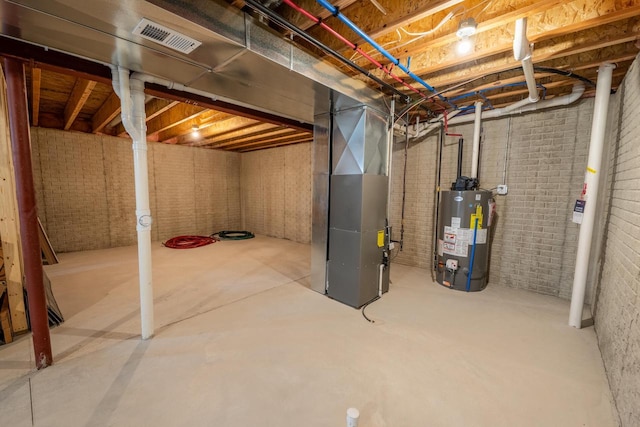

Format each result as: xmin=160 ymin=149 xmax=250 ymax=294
xmin=569 ymin=63 xmax=615 ymax=328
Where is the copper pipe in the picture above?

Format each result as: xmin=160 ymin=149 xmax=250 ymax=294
xmin=3 ymin=58 xmax=52 ymax=369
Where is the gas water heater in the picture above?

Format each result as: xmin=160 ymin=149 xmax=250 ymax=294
xmin=436 ymin=190 xmax=495 ymax=291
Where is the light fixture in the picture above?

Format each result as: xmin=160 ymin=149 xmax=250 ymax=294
xmin=457 ymin=38 xmax=473 ymax=55
xmin=456 ymin=18 xmax=477 ymax=38
xmin=191 ymin=125 xmax=200 ymax=138
xmin=456 ymin=18 xmax=477 ymax=55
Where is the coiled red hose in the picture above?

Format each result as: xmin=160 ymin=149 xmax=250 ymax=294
xmin=163 ymin=235 xmax=216 ymax=249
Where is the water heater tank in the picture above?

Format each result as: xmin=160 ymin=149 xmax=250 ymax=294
xmin=436 ymin=190 xmax=495 ymax=291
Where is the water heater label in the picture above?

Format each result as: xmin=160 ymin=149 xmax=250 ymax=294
xmin=442 ymin=227 xmax=469 ymax=257
xmin=451 ymin=217 xmax=461 ymax=228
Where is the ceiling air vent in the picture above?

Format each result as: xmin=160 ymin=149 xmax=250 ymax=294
xmin=132 ymin=18 xmax=202 ymax=54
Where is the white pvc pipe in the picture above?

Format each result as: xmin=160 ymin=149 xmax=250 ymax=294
xmin=112 ymin=67 xmax=155 ymax=340
xmin=109 ymin=68 xmax=224 ymax=340
xmin=404 ymin=83 xmax=585 ymax=139
xmin=448 ymin=83 xmax=585 ymax=126
xmin=513 ymin=18 xmax=539 ymax=103
xmin=569 ymin=63 xmax=615 ymax=328
xmin=471 ymin=100 xmax=482 ymax=179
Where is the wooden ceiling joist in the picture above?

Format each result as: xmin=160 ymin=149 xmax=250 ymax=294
xmin=178 ymin=116 xmax=262 ymax=145
xmin=223 ymin=131 xmax=311 ymax=150
xmin=91 ymin=91 xmax=121 ymax=133
xmin=63 ymin=78 xmax=96 ymax=130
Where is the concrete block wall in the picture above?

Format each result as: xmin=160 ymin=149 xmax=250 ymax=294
xmin=31 ymin=128 xmax=241 ymax=252
xmin=240 ymin=143 xmax=312 ymax=243
xmin=389 ymin=99 xmax=594 ymax=300
xmin=594 ymin=56 xmax=640 ymax=427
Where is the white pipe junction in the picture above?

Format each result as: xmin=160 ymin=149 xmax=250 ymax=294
xmin=569 ymin=63 xmax=615 ymax=328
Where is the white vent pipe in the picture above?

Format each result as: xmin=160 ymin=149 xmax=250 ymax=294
xmin=403 ymin=83 xmax=584 ymax=139
xmin=110 ymin=68 xmax=221 ymax=340
xmin=513 ymin=18 xmax=539 ymax=103
xmin=111 ymin=66 xmax=155 ymax=339
xmin=471 ymin=100 xmax=482 ymax=179
xmin=569 ymin=63 xmax=615 ymax=328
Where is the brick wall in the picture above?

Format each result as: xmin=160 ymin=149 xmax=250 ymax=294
xmin=31 ymin=128 xmax=241 ymax=252
xmin=240 ymin=143 xmax=312 ymax=243
xmin=389 ymin=99 xmax=594 ymax=300
xmin=594 ymin=56 xmax=640 ymax=427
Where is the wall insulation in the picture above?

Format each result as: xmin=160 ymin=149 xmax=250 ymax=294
xmin=240 ymin=143 xmax=312 ymax=244
xmin=31 ymin=128 xmax=240 ymax=252
xmin=594 ymin=55 xmax=640 ymax=427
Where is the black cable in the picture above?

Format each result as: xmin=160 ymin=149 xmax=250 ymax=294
xmin=533 ymin=67 xmax=596 ymax=87
xmin=361 ymin=296 xmax=380 ymax=323
xmin=243 ymin=0 xmax=410 ymax=101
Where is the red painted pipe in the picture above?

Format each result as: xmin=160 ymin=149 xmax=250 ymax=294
xmin=3 ymin=58 xmax=52 ymax=369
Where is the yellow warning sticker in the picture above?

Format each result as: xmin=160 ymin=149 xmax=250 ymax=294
xmin=587 ymin=167 xmax=597 ymax=174
xmin=377 ymin=230 xmax=385 ymax=248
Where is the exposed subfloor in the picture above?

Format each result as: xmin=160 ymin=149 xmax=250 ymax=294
xmin=0 ymin=236 xmax=616 ymax=426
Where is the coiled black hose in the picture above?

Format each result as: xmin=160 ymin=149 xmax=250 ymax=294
xmin=212 ymin=231 xmax=255 ymax=240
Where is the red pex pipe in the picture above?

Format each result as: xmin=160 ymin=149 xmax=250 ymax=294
xmin=282 ymin=0 xmax=425 ymax=98
xmin=443 ymin=109 xmax=463 ymax=137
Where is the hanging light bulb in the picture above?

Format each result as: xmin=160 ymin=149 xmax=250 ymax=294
xmin=191 ymin=125 xmax=200 ymax=138
xmin=457 ymin=37 xmax=473 ymax=55
xmin=455 ymin=18 xmax=477 ymax=56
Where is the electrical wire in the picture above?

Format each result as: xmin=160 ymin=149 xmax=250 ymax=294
xmin=163 ymin=235 xmax=216 ymax=249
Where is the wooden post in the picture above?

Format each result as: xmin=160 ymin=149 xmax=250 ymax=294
xmin=0 ymin=62 xmax=28 ymax=334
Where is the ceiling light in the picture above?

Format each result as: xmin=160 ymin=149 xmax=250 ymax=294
xmin=191 ymin=125 xmax=200 ymax=137
xmin=457 ymin=38 xmax=473 ymax=55
xmin=456 ymin=18 xmax=477 ymax=38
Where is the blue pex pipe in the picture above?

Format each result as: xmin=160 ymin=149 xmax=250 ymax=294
xmin=316 ymin=0 xmax=438 ymax=95
xmin=466 ymin=217 xmax=479 ymax=292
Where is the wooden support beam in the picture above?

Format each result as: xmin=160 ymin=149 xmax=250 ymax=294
xmin=63 ymin=78 xmax=96 ymax=130
xmin=182 ymin=116 xmax=263 ymax=145
xmin=157 ymin=110 xmax=231 ymax=143
xmin=31 ymin=67 xmax=41 ymax=126
xmin=140 ymin=103 xmax=206 ymax=139
xmin=223 ymin=131 xmax=311 ymax=150
xmin=0 ymin=64 xmax=28 ymax=333
xmin=396 ymin=36 xmax=640 ymax=96
xmin=238 ymin=137 xmax=313 ymax=152
xmin=91 ymin=91 xmax=121 ymax=133
xmin=209 ymin=128 xmax=299 ymax=149
xmin=360 ymin=0 xmax=640 ymax=84
xmin=191 ymin=122 xmax=272 ymax=147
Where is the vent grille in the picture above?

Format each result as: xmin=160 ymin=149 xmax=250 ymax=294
xmin=132 ymin=18 xmax=202 ymax=54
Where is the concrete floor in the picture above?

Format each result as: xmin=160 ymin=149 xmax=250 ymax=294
xmin=0 ymin=236 xmax=616 ymax=426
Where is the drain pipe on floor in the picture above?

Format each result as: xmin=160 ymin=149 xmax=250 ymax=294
xmin=111 ymin=66 xmax=154 ymax=340
xmin=569 ymin=63 xmax=615 ymax=329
